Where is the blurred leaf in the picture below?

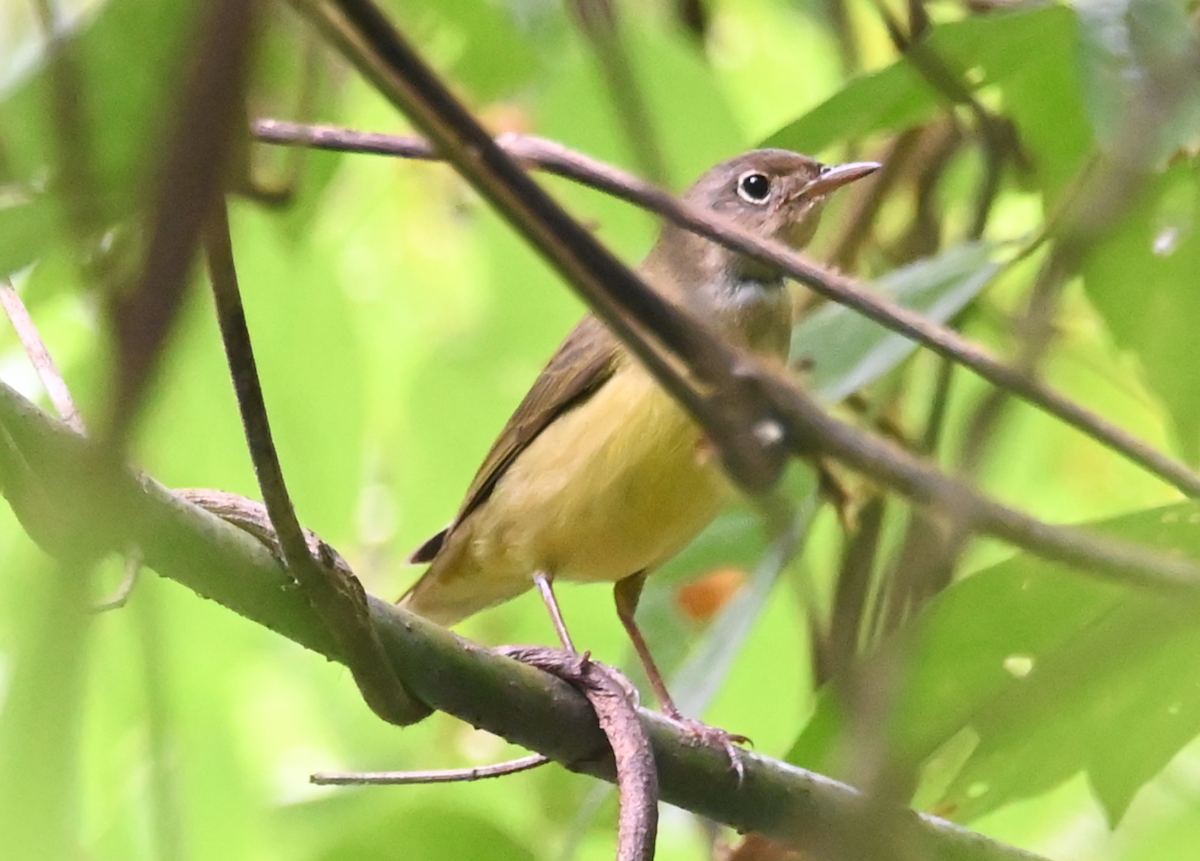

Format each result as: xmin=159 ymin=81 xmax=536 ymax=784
xmin=539 ymin=20 xmax=744 ymax=190
xmin=0 ymin=189 xmax=54 ymax=278
xmin=767 ymin=5 xmax=1089 ymax=194
xmin=0 ymin=0 xmax=202 ymax=223
xmin=787 ymin=500 xmax=1200 ymax=825
xmin=0 ymin=565 xmax=91 ymax=860
xmin=667 ymin=487 xmax=820 ymax=718
xmin=794 ymin=241 xmax=1000 ymax=403
xmin=248 ymin=11 xmax=348 ymax=233
xmin=766 ymin=7 xmax=1070 ymax=145
xmin=1080 ymin=159 xmax=1200 ymax=457
xmin=286 ymin=795 xmax=537 ymax=861
xmin=763 ymin=54 xmax=940 ymax=154
xmin=1077 ymin=0 xmax=1200 ymax=166
xmin=384 ymin=0 xmax=542 ymax=102
xmin=987 ymin=9 xmax=1091 ymax=197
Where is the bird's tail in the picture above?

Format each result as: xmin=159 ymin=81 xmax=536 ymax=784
xmin=398 ymin=545 xmax=532 ymax=627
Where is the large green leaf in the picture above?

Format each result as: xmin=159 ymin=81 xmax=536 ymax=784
xmin=794 ymin=241 xmax=1000 ymax=403
xmin=787 ymin=500 xmax=1200 ymax=825
xmin=767 ymin=5 xmax=1090 ymax=195
xmin=1077 ymin=0 xmax=1200 ymax=167
xmin=0 ymin=564 xmax=92 ymax=860
xmin=1080 ymin=159 xmax=1200 ymax=457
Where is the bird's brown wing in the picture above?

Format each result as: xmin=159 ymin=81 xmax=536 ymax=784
xmin=410 ymin=314 xmax=621 ymax=563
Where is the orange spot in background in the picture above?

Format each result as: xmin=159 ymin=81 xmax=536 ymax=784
xmin=676 ymin=568 xmax=746 ymax=623
xmin=720 ymin=834 xmax=805 ymax=861
xmin=480 ymin=103 xmax=532 ymax=136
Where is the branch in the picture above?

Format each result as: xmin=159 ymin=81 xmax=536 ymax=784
xmin=270 ymin=1 xmax=1200 ymax=601
xmin=202 ymin=203 xmax=427 ymax=725
xmin=251 ymin=118 xmax=1200 ymax=500
xmin=290 ymin=0 xmax=789 ymax=493
xmin=105 ymin=0 xmax=258 ymax=444
xmin=245 ymin=122 xmax=1200 ymax=590
xmin=0 ymin=380 xmax=1048 ymax=861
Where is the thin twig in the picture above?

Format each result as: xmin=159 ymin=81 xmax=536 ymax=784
xmin=568 ymin=0 xmax=668 ymax=184
xmin=91 ymin=551 xmax=141 ymax=613
xmin=312 ymin=754 xmax=549 ymax=785
xmin=499 ymin=646 xmax=658 ymax=861
xmin=0 ymin=280 xmax=84 ymax=433
xmin=203 ymin=201 xmax=427 ymax=726
xmin=251 ymin=119 xmax=1200 ymax=499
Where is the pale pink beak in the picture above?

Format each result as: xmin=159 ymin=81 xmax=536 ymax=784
xmin=800 ymin=161 xmax=882 ymax=198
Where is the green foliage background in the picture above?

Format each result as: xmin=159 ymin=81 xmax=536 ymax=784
xmin=2 ymin=0 xmax=1200 ymax=859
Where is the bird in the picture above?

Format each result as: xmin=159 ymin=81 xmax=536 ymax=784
xmin=401 ymin=149 xmax=879 ymax=723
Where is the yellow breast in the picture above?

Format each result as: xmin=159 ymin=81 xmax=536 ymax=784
xmin=478 ymin=358 xmax=732 ymax=583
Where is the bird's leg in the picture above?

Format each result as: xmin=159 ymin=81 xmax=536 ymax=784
xmin=533 ymin=572 xmax=576 ymax=652
xmin=615 ymin=571 xmax=750 ymax=777
xmin=613 ymin=571 xmax=680 ymax=718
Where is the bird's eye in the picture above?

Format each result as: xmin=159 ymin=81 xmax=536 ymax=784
xmin=736 ymin=171 xmax=772 ymax=204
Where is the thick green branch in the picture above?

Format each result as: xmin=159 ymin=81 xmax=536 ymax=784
xmin=0 ymin=381 xmax=1045 ymax=861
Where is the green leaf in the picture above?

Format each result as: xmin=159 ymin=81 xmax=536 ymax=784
xmin=786 ymin=500 xmax=1200 ymax=825
xmin=1077 ymin=0 xmax=1200 ymax=166
xmin=766 ymin=5 xmax=1090 ymax=195
xmin=763 ymin=60 xmax=939 ymax=155
xmin=0 ymin=0 xmax=202 ymax=225
xmin=794 ymin=241 xmax=1000 ymax=403
xmin=283 ymin=796 xmax=538 ymax=861
xmin=1080 ymin=159 xmax=1200 ymax=457
xmin=391 ymin=0 xmax=543 ymax=102
xmin=0 ymin=564 xmax=92 ymax=860
xmin=0 ymin=188 xmax=54 ymax=278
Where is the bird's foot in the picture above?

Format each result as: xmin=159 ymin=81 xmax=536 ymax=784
xmin=664 ymin=714 xmax=752 ymax=784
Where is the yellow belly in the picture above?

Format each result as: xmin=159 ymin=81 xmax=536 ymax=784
xmin=481 ymin=362 xmax=731 ymax=581
xmin=409 ymin=361 xmax=732 ymax=624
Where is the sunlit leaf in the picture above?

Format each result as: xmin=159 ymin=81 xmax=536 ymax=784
xmin=768 ymin=5 xmax=1090 ymax=196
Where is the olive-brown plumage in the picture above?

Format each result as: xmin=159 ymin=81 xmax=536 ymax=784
xmin=401 ymin=149 xmax=877 ymax=714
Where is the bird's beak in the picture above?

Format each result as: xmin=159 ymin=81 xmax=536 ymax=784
xmin=799 ymin=161 xmax=882 ymax=198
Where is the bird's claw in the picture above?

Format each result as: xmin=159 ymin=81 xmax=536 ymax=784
xmin=666 ymin=715 xmax=752 ymax=784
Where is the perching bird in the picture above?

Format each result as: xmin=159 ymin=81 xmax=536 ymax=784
xmin=402 ymin=149 xmax=878 ymax=719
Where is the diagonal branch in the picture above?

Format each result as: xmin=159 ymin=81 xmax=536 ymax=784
xmin=272 ymin=0 xmax=1200 ymax=597
xmin=203 ymin=203 xmax=427 ymax=726
xmin=0 ymin=379 xmax=1049 ymax=861
xmin=251 ymin=119 xmax=1200 ymax=499
xmin=292 ymin=0 xmax=795 ymax=494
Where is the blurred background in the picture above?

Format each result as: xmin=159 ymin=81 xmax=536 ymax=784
xmin=2 ymin=0 xmax=1200 ymax=859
